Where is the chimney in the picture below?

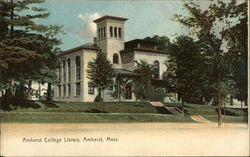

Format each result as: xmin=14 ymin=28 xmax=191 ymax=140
xmin=93 ymin=37 xmax=97 ymax=45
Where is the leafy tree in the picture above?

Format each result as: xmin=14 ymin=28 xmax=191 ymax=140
xmin=163 ymin=35 xmax=203 ymax=115
xmin=133 ymin=59 xmax=166 ymax=101
xmin=174 ymin=0 xmax=247 ymax=125
xmin=87 ymin=51 xmax=115 ymax=102
xmin=0 ymin=0 xmax=62 ymax=100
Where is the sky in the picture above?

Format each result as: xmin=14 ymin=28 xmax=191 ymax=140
xmin=35 ymin=0 xmax=211 ymax=51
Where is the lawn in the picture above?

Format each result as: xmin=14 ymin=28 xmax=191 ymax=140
xmin=165 ymin=102 xmax=247 ymax=116
xmin=0 ymin=112 xmax=194 ymax=123
xmin=203 ymin=115 xmax=248 ymax=123
xmin=1 ymin=100 xmax=168 ymax=114
xmin=0 ymin=99 xmax=247 ymax=123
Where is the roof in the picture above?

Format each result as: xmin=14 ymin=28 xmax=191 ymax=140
xmin=114 ymin=69 xmax=141 ymax=76
xmin=120 ymin=48 xmax=168 ymax=55
xmin=93 ymin=15 xmax=128 ymax=23
xmin=60 ymin=43 xmax=98 ymax=56
xmin=125 ymin=39 xmax=157 ymax=45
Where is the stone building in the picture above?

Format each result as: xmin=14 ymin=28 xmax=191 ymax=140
xmin=53 ymin=15 xmax=169 ymax=102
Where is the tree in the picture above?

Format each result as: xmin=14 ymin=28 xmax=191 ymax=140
xmin=87 ymin=50 xmax=115 ymax=103
xmin=163 ymin=35 xmax=203 ymax=115
xmin=174 ymin=0 xmax=247 ymax=126
xmin=133 ymin=59 xmax=166 ymax=102
xmin=0 ymin=0 xmax=62 ymax=100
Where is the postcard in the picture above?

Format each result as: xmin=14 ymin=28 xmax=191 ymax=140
xmin=0 ymin=0 xmax=249 ymax=156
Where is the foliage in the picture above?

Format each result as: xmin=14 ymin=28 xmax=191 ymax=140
xmin=133 ymin=59 xmax=166 ymax=101
xmin=87 ymin=51 xmax=115 ymax=101
xmin=163 ymin=35 xmax=204 ymax=104
xmin=0 ymin=0 xmax=63 ymax=99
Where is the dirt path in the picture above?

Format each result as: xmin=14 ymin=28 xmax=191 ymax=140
xmin=1 ymin=123 xmax=248 ymax=156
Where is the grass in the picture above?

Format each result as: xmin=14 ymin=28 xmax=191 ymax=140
xmin=0 ymin=112 xmax=194 ymax=123
xmin=203 ymin=115 xmax=248 ymax=123
xmin=0 ymin=98 xmax=247 ymax=123
xmin=165 ymin=102 xmax=247 ymax=116
xmin=1 ymin=101 xmax=165 ymax=114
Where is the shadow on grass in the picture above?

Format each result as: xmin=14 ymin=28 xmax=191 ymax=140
xmin=0 ymin=97 xmax=41 ymax=111
xmin=155 ymin=106 xmax=173 ymax=114
xmin=42 ymin=101 xmax=59 ymax=108
xmin=84 ymin=108 xmax=108 ymax=113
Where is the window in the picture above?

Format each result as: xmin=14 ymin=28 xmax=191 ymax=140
xmin=58 ymin=85 xmax=61 ymax=97
xmin=68 ymin=58 xmax=71 ymax=82
xmin=103 ymin=27 xmax=106 ymax=38
xmin=63 ymin=84 xmax=66 ymax=97
xmin=76 ymin=82 xmax=80 ymax=96
xmin=118 ymin=27 xmax=122 ymax=38
xmin=58 ymin=69 xmax=62 ymax=82
xmin=63 ymin=60 xmax=66 ymax=82
xmin=68 ymin=84 xmax=71 ymax=97
xmin=108 ymin=85 xmax=113 ymax=91
xmin=110 ymin=26 xmax=113 ymax=37
xmin=98 ymin=29 xmax=101 ymax=39
xmin=114 ymin=27 xmax=117 ymax=38
xmin=75 ymin=56 xmax=81 ymax=80
xmin=113 ymin=54 xmax=119 ymax=64
xmin=153 ymin=60 xmax=160 ymax=79
xmin=101 ymin=27 xmax=103 ymax=39
xmin=88 ymin=82 xmax=94 ymax=95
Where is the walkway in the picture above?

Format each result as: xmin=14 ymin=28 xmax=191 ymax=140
xmin=149 ymin=101 xmax=213 ymax=123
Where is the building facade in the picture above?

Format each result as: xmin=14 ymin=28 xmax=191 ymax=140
xmin=53 ymin=15 xmax=169 ymax=102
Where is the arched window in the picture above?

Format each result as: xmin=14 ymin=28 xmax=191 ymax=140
xmin=103 ymin=26 xmax=106 ymax=38
xmin=153 ymin=60 xmax=159 ymax=79
xmin=113 ymin=54 xmax=119 ymax=64
xmin=110 ymin=26 xmax=113 ymax=37
xmin=58 ymin=69 xmax=62 ymax=82
xmin=100 ymin=28 xmax=103 ymax=39
xmin=75 ymin=56 xmax=81 ymax=80
xmin=63 ymin=60 xmax=66 ymax=82
xmin=118 ymin=27 xmax=122 ymax=38
xmin=114 ymin=27 xmax=117 ymax=38
xmin=98 ymin=28 xmax=101 ymax=39
xmin=68 ymin=58 xmax=71 ymax=82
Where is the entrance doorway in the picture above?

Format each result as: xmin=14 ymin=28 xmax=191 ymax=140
xmin=125 ymin=84 xmax=132 ymax=99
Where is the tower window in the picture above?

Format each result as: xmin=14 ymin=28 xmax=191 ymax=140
xmin=110 ymin=26 xmax=113 ymax=37
xmin=153 ymin=60 xmax=160 ymax=79
xmin=114 ymin=27 xmax=117 ymax=38
xmin=75 ymin=56 xmax=81 ymax=80
xmin=113 ymin=54 xmax=119 ymax=64
xmin=118 ymin=27 xmax=122 ymax=38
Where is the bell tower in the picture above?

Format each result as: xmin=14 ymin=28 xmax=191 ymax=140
xmin=93 ymin=15 xmax=128 ymax=68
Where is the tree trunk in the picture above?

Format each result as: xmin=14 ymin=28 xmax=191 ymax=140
xmin=181 ymin=98 xmax=184 ymax=116
xmin=217 ymin=73 xmax=222 ymax=127
xmin=10 ymin=0 xmax=14 ymax=39
xmin=47 ymin=83 xmax=52 ymax=101
xmin=27 ymin=81 xmax=32 ymax=100
xmin=240 ymin=100 xmax=243 ymax=117
xmin=38 ymin=83 xmax=41 ymax=101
